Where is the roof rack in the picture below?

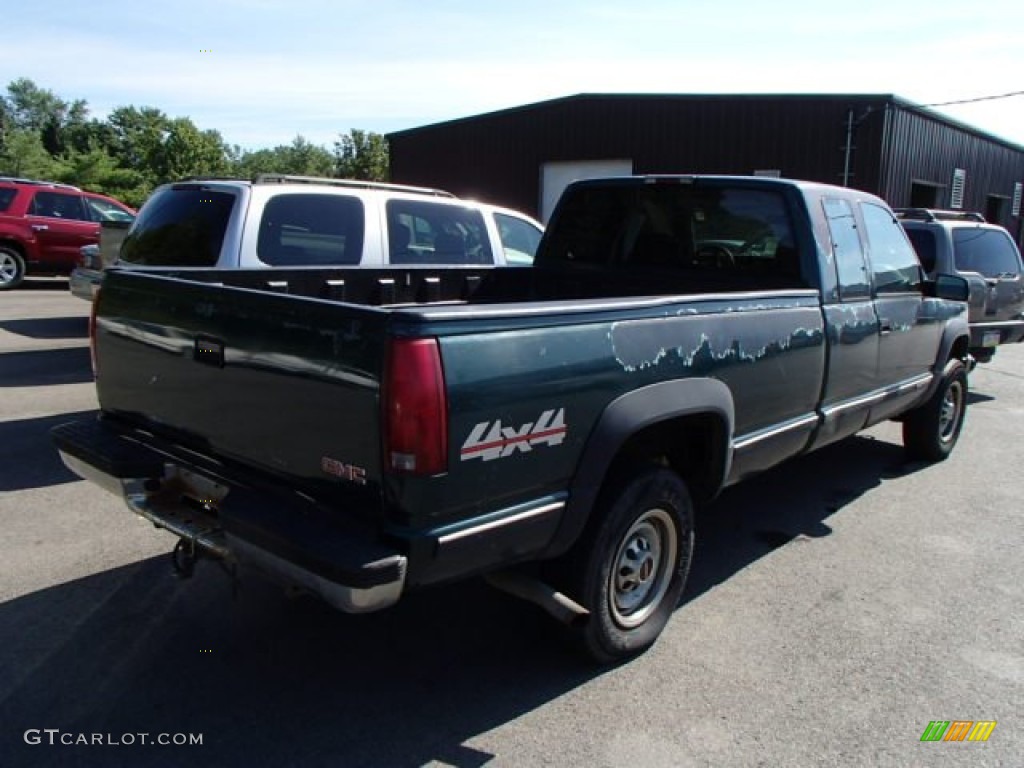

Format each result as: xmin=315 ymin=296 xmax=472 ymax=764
xmin=0 ymin=176 xmax=81 ymax=192
xmin=893 ymin=207 xmax=986 ymax=223
xmin=253 ymin=174 xmax=456 ymax=198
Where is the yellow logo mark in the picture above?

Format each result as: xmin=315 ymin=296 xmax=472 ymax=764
xmin=968 ymin=721 xmax=997 ymax=742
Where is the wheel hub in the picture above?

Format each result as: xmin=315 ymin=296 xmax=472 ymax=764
xmin=609 ymin=508 xmax=677 ymax=629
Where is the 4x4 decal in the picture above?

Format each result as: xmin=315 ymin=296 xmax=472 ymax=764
xmin=460 ymin=408 xmax=567 ymax=462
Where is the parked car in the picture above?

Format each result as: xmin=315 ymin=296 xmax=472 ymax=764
xmin=0 ymin=177 xmax=136 ymax=289
xmin=115 ymin=174 xmax=543 ymax=273
xmin=69 ymin=219 xmax=133 ymax=301
xmin=897 ymin=208 xmax=1024 ymax=362
xmin=55 ymin=175 xmax=970 ymax=663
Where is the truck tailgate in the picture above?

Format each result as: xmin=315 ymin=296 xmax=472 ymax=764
xmin=94 ymin=270 xmax=389 ymax=505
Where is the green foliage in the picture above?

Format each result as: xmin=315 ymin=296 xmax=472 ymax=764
xmin=0 ymin=129 xmax=67 ymax=179
xmin=334 ymin=129 xmax=389 ymax=181
xmin=231 ymin=135 xmax=335 ymax=178
xmin=0 ymin=78 xmax=391 ymax=207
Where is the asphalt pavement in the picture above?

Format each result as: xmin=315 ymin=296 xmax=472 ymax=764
xmin=1 ymin=279 xmax=1021 ymax=767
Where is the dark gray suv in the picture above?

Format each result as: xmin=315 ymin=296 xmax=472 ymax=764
xmin=898 ymin=209 xmax=1024 ymax=363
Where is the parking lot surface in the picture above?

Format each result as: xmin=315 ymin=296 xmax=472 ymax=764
xmin=2 ymin=280 xmax=1021 ymax=767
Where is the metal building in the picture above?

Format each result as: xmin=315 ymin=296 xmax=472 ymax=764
xmin=388 ymin=93 xmax=1024 ymax=242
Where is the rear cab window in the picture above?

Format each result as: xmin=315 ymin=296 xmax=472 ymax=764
xmin=952 ymin=229 xmax=1022 ymax=278
xmin=119 ymin=185 xmax=237 ymax=267
xmin=545 ymin=181 xmax=803 ymax=287
xmin=256 ymin=193 xmax=364 ymax=266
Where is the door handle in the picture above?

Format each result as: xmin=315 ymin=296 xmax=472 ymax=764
xmin=880 ymin=320 xmax=893 ymax=335
xmin=31 ymin=224 xmax=49 ymax=231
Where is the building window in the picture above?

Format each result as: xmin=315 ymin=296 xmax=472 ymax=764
xmin=950 ymin=168 xmax=966 ymax=209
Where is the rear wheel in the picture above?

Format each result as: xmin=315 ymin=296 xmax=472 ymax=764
xmin=903 ymin=359 xmax=968 ymax=462
xmin=0 ymin=246 xmax=26 ymax=290
xmin=562 ymin=465 xmax=694 ymax=663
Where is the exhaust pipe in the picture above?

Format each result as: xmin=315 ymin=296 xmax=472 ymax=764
xmin=485 ymin=570 xmax=590 ymax=628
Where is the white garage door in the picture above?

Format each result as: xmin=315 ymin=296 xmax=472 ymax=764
xmin=540 ymin=159 xmax=633 ymax=223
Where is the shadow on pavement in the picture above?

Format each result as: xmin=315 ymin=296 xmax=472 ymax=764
xmin=0 ymin=431 xmax=925 ymax=767
xmin=0 ymin=410 xmax=98 ymax=492
xmin=16 ymin=278 xmax=71 ymax=292
xmin=0 ymin=317 xmax=88 ymax=340
xmin=0 ymin=347 xmax=93 ymax=387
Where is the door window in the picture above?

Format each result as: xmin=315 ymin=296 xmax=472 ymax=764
xmin=494 ymin=212 xmax=542 ymax=265
xmin=29 ymin=191 xmax=91 ymax=221
xmin=386 ymin=200 xmax=492 ymax=264
xmin=861 ymin=202 xmax=922 ymax=294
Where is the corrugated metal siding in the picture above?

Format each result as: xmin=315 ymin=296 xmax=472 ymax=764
xmin=389 ymin=94 xmax=1023 ymax=238
xmin=882 ymin=105 xmax=1024 ymax=228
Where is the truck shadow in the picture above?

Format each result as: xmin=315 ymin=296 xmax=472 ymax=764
xmin=686 ymin=433 xmax=908 ymax=602
xmin=0 ymin=410 xmax=97 ymax=492
xmin=0 ymin=316 xmax=88 ymax=340
xmin=0 ymin=432 xmax=926 ymax=768
xmin=0 ymin=347 xmax=93 ymax=387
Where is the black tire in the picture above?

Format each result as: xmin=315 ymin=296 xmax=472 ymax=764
xmin=902 ymin=359 xmax=968 ymax=462
xmin=562 ymin=465 xmax=694 ymax=663
xmin=0 ymin=246 xmax=26 ymax=290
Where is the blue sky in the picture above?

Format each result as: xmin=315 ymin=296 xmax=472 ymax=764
xmin=2 ymin=0 xmax=1022 ymax=150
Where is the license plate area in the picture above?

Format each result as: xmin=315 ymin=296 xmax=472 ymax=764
xmin=982 ymin=330 xmax=1001 ymax=348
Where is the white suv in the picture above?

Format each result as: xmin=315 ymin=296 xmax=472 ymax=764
xmin=116 ymin=175 xmax=543 ymax=271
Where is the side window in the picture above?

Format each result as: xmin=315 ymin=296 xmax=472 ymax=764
xmin=823 ymin=197 xmax=869 ymax=300
xmin=903 ymin=228 xmax=937 ymax=273
xmin=494 ymin=212 xmax=542 ymax=265
xmin=0 ymin=188 xmax=16 ymax=212
xmin=86 ymin=196 xmax=135 ymax=223
xmin=257 ymin=193 xmax=364 ymax=266
xmin=29 ymin=191 xmax=91 ymax=221
xmin=861 ymin=202 xmax=922 ymax=294
xmin=386 ymin=200 xmax=493 ymax=265
xmin=952 ymin=229 xmax=1022 ymax=278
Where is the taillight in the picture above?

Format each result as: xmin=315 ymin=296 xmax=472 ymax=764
xmin=89 ymin=287 xmax=99 ymax=378
xmin=383 ymin=338 xmax=448 ymax=475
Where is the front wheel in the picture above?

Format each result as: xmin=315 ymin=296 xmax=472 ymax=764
xmin=562 ymin=465 xmax=694 ymax=663
xmin=902 ymin=359 xmax=968 ymax=462
xmin=0 ymin=246 xmax=26 ymax=290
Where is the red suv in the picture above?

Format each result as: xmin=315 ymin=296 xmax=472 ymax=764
xmin=0 ymin=177 xmax=135 ymax=289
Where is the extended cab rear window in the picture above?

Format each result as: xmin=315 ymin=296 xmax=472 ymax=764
xmin=257 ymin=193 xmax=364 ymax=266
xmin=119 ymin=186 xmax=236 ymax=267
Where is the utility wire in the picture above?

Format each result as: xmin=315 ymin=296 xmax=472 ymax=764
xmin=918 ymin=90 xmax=1024 ymax=108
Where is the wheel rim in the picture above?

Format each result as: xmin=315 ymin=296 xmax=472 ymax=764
xmin=609 ymin=507 xmax=677 ymax=629
xmin=938 ymin=378 xmax=964 ymax=443
xmin=0 ymin=252 xmax=17 ymax=285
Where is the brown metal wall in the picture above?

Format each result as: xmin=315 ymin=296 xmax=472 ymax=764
xmin=389 ymin=94 xmax=1023 ymax=237
xmin=881 ymin=103 xmax=1024 ymax=233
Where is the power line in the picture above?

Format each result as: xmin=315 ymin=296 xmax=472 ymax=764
xmin=919 ymin=90 xmax=1024 ymax=108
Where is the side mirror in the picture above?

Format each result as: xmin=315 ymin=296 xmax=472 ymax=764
xmin=925 ymin=274 xmax=969 ymax=302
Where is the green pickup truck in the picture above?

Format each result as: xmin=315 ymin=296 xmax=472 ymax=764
xmin=53 ymin=176 xmax=971 ymax=662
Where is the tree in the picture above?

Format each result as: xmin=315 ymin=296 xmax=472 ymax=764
xmin=334 ymin=129 xmax=389 ymax=181
xmin=231 ymin=135 xmax=335 ymax=178
xmin=0 ymin=129 xmax=66 ymax=179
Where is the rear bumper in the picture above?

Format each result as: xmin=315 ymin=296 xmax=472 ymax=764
xmin=51 ymin=418 xmax=406 ymax=613
xmin=970 ymin=319 xmax=1024 ymax=350
xmin=69 ymin=267 xmax=102 ymax=302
